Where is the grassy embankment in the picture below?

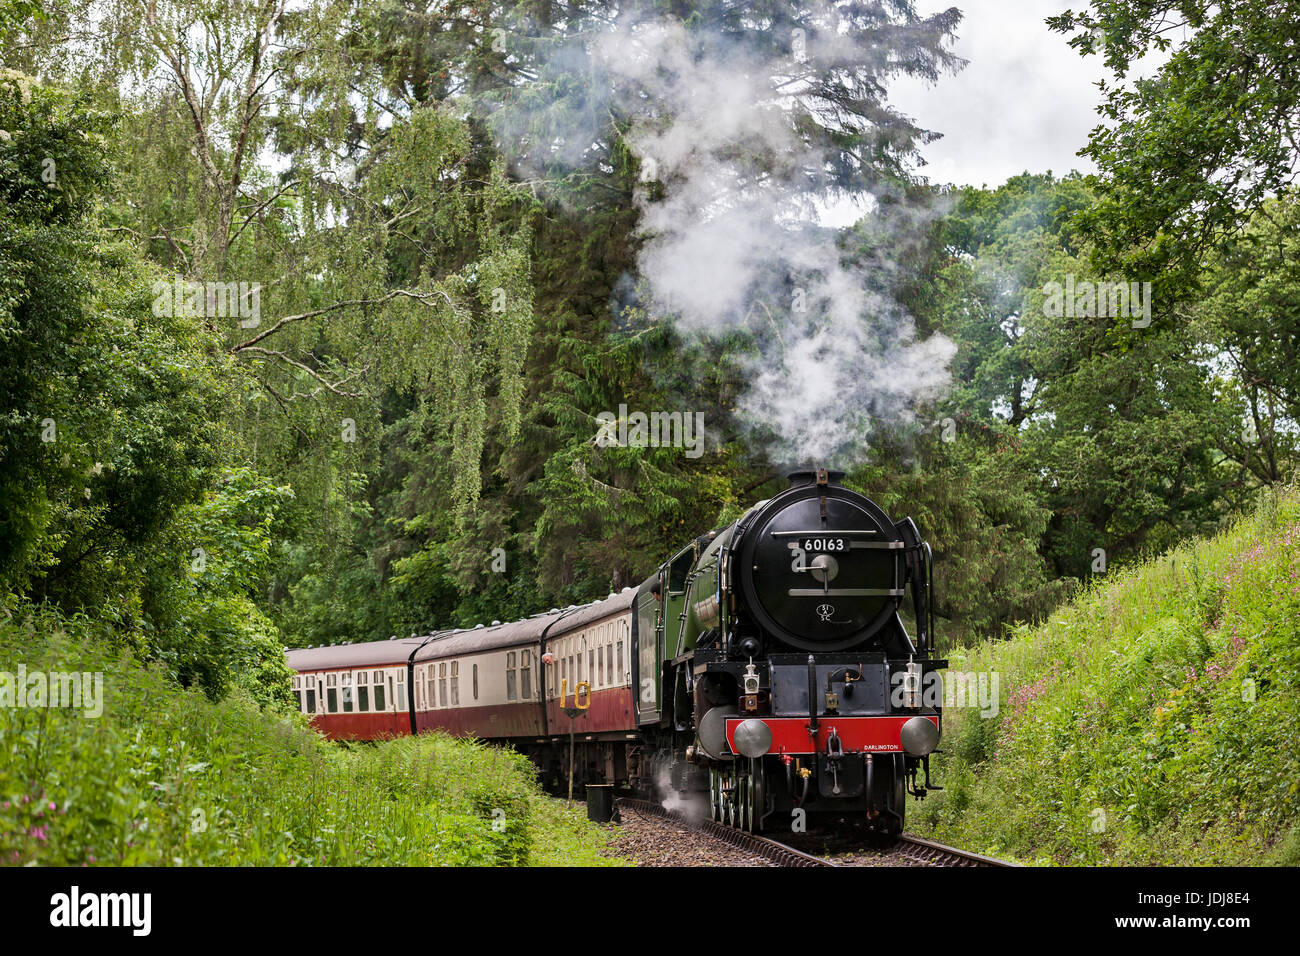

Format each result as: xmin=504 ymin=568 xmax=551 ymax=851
xmin=0 ymin=603 xmax=624 ymax=866
xmin=912 ymin=488 xmax=1300 ymax=865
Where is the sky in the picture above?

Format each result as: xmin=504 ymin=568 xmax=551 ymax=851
xmin=817 ymin=0 xmax=1172 ymax=225
xmin=887 ymin=1 xmax=1172 ymax=184
xmin=887 ymin=0 xmax=1111 ymax=191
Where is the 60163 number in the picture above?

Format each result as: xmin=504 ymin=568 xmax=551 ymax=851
xmin=802 ymin=538 xmax=847 ymax=552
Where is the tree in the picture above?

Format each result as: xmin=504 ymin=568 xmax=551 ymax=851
xmin=0 ymin=72 xmax=223 ymax=602
xmin=1195 ymin=191 xmax=1300 ymax=486
xmin=912 ymin=174 xmax=1238 ymax=592
xmin=1048 ymin=1 xmax=1300 ymax=293
xmin=0 ymin=72 xmax=293 ymax=702
xmin=15 ymin=0 xmax=537 ymax=513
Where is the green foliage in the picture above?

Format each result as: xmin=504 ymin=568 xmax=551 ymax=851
xmin=1048 ymin=1 xmax=1300 ymax=292
xmin=846 ymin=429 xmax=1071 ymax=646
xmin=1195 ymin=193 xmax=1300 ymax=485
xmin=0 ymin=73 xmax=303 ymax=701
xmin=141 ymin=467 xmax=296 ymax=705
xmin=0 ymin=600 xmax=622 ymax=865
xmin=0 ymin=1 xmax=42 ymax=42
xmin=0 ymin=75 xmax=226 ymax=596
xmin=925 ymin=173 xmax=1248 ymax=587
xmin=912 ymin=487 xmax=1300 ymax=864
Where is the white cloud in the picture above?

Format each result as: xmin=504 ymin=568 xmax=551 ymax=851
xmin=886 ymin=0 xmax=1169 ymax=190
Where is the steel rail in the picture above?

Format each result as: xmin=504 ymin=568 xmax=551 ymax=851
xmin=895 ymin=831 xmax=1019 ymax=867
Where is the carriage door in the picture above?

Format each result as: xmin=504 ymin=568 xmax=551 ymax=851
xmin=636 ymin=587 xmax=661 ymax=724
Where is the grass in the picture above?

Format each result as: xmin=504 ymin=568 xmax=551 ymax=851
xmin=0 ymin=600 xmax=624 ymax=866
xmin=911 ymin=486 xmax=1300 ymax=865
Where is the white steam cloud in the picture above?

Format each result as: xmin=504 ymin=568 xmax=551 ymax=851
xmin=492 ymin=13 xmax=959 ymax=464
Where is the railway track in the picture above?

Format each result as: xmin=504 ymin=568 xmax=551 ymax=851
xmin=614 ymin=797 xmax=1017 ymax=868
xmin=892 ymin=832 xmax=1019 ymax=867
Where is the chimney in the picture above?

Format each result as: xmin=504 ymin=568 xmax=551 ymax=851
xmin=786 ymin=468 xmax=844 ymax=487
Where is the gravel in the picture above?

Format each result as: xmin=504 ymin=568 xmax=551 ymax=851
xmin=600 ymin=804 xmax=778 ymax=867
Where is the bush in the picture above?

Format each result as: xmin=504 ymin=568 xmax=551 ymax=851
xmin=0 ymin=599 xmax=620 ymax=866
xmin=911 ymin=486 xmax=1300 ymax=865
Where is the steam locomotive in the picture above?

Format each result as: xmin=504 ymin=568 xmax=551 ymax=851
xmin=286 ymin=468 xmax=944 ymax=837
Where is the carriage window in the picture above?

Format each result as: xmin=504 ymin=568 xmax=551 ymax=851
xmin=607 ymin=645 xmax=614 ymax=684
xmin=520 ymin=651 xmax=531 ymax=700
xmin=373 ymin=679 xmax=385 ymax=712
xmin=396 ymin=671 xmax=406 ymax=710
xmin=439 ymin=662 xmax=448 ymax=707
xmin=506 ymin=651 xmax=518 ymax=701
xmin=617 ymin=641 xmax=624 ymax=680
xmin=589 ymin=649 xmax=595 ymax=686
xmin=327 ymin=687 xmax=338 ymax=712
xmin=473 ymin=663 xmax=479 ymax=700
xmin=342 ymin=685 xmax=354 ymax=713
xmin=450 ymin=661 xmax=459 ymax=706
xmin=305 ymin=688 xmax=316 ymax=713
xmin=598 ymin=646 xmax=605 ymax=686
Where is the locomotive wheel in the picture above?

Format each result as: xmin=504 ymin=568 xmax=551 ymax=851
xmin=866 ymin=754 xmax=906 ymax=839
xmin=723 ymin=771 xmax=736 ymax=827
xmin=709 ymin=769 xmax=721 ymax=822
xmin=738 ymin=770 xmax=750 ymax=831
xmin=891 ymin=754 xmax=906 ymax=834
xmin=746 ymin=758 xmax=766 ymax=834
xmin=742 ymin=771 xmax=754 ymax=832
